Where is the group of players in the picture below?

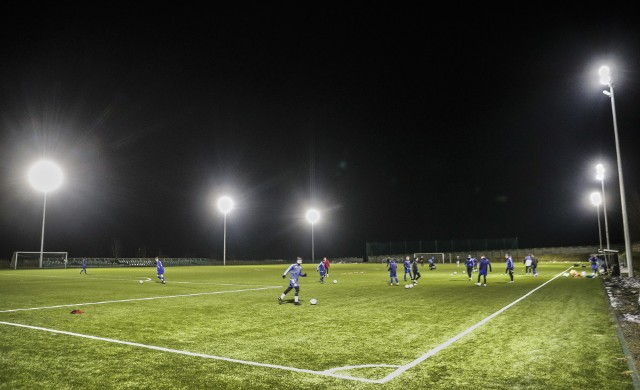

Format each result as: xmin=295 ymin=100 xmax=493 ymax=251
xmin=387 ymin=256 xmax=424 ymax=286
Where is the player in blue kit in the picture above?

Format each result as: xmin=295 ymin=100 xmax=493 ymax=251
xmin=465 ymin=255 xmax=474 ymax=281
xmin=316 ymin=259 xmax=326 ymax=284
xmin=279 ymin=257 xmax=307 ymax=305
xmin=475 ymin=255 xmax=492 ymax=286
xmin=388 ymin=258 xmax=399 ymax=286
xmin=505 ymin=254 xmax=514 ymax=283
xmin=403 ymin=256 xmax=412 ymax=281
xmin=589 ymin=254 xmax=600 ymax=276
xmin=80 ymin=257 xmax=88 ymax=274
xmin=155 ymin=257 xmax=166 ymax=284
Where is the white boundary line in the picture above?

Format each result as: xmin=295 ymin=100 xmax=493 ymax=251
xmin=0 ymin=321 xmax=383 ymax=383
xmin=0 ymin=268 xmax=572 ymax=383
xmin=0 ymin=286 xmax=281 ymax=313
xmin=376 ymin=267 xmax=572 ymax=383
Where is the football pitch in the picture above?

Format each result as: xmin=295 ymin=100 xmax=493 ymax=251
xmin=0 ymin=262 xmax=635 ymax=389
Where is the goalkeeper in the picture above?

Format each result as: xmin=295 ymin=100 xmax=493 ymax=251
xmin=279 ymin=257 xmax=307 ymax=305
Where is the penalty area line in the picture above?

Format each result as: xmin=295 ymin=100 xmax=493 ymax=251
xmin=379 ymin=267 xmax=573 ymax=383
xmin=0 ymin=321 xmax=382 ymax=383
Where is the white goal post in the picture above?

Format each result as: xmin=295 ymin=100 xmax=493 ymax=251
xmin=10 ymin=251 xmax=68 ymax=269
xmin=413 ymin=253 xmax=446 ymax=264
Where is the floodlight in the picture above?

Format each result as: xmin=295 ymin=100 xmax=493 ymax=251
xmin=217 ymin=196 xmax=234 ymax=266
xmin=28 ymin=160 xmax=63 ymax=268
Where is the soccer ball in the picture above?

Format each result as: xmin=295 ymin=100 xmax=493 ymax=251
xmin=405 ymin=284 xmax=410 ymax=289
xmin=310 ymin=298 xmax=317 ymax=305
xmin=409 ymin=284 xmax=414 ymax=288
xmin=139 ymin=280 xmax=143 ymax=284
xmin=453 ymin=272 xmax=457 ymax=275
xmin=333 ymin=280 xmax=337 ymax=284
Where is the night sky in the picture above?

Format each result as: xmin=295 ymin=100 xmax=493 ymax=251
xmin=1 ymin=5 xmax=639 ymax=260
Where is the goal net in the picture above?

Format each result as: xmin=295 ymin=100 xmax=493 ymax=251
xmin=413 ymin=253 xmax=446 ymax=264
xmin=10 ymin=251 xmax=68 ymax=269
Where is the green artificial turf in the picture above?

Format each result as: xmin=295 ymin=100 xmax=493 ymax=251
xmin=0 ymin=262 xmax=634 ymax=389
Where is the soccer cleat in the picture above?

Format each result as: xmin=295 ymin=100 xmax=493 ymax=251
xmin=278 ymin=297 xmax=283 ymax=305
xmin=294 ymin=302 xmax=302 ymax=306
xmin=475 ymin=283 xmax=481 ymax=286
xmin=508 ymin=281 xmax=514 ymax=283
xmin=483 ymin=284 xmax=487 ymax=287
xmin=390 ymin=283 xmax=393 ymax=286
xmin=396 ymin=283 xmax=400 ymax=286
xmin=162 ymin=281 xmax=166 ymax=284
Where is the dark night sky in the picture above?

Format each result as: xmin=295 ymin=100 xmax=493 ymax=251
xmin=1 ymin=4 xmax=639 ymax=260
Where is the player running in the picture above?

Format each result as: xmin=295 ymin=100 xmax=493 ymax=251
xmin=465 ymin=255 xmax=474 ymax=281
xmin=279 ymin=257 xmax=307 ymax=305
xmin=155 ymin=257 xmax=166 ymax=284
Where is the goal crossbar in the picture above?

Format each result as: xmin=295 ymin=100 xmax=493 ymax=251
xmin=11 ymin=251 xmax=68 ymax=269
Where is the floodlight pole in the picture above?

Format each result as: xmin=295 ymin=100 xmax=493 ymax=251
xmin=595 ymin=203 xmax=603 ymax=253
xmin=39 ymin=192 xmax=47 ymax=269
xmin=600 ymin=69 xmax=633 ymax=277
xmin=311 ymin=223 xmax=315 ymax=264
xmin=217 ymin=196 xmax=234 ymax=267
xmin=306 ymin=209 xmax=320 ymax=263
xmin=223 ymin=212 xmax=227 ymax=267
xmin=596 ymin=166 xmax=611 ymax=250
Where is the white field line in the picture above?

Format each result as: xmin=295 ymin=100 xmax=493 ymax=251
xmin=376 ymin=267 xmax=573 ymax=383
xmin=0 ymin=286 xmax=281 ymax=313
xmin=0 ymin=272 xmax=264 ymax=286
xmin=0 ymin=268 xmax=572 ymax=384
xmin=0 ymin=321 xmax=383 ymax=383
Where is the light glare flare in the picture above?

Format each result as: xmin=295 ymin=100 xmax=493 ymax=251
xmin=595 ymin=164 xmax=604 ymax=181
xmin=28 ymin=160 xmax=63 ymax=193
xmin=598 ymin=65 xmax=611 ymax=85
xmin=217 ymin=196 xmax=234 ymax=214
xmin=306 ymin=209 xmax=320 ymax=224
xmin=590 ymin=192 xmax=602 ymax=206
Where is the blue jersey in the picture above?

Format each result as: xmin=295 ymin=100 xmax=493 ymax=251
xmin=403 ymin=260 xmax=411 ymax=271
xmin=156 ymin=260 xmax=164 ymax=274
xmin=82 ymin=258 xmax=87 ymax=268
xmin=478 ymin=257 xmax=492 ymax=275
xmin=589 ymin=256 xmax=599 ymax=270
xmin=505 ymin=257 xmax=514 ymax=270
xmin=317 ymin=262 xmax=326 ymax=275
xmin=388 ymin=260 xmax=398 ymax=277
xmin=465 ymin=258 xmax=474 ymax=268
xmin=283 ymin=263 xmax=305 ymax=287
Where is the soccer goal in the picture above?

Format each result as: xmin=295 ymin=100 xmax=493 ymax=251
xmin=413 ymin=253 xmax=446 ymax=264
xmin=10 ymin=251 xmax=68 ymax=269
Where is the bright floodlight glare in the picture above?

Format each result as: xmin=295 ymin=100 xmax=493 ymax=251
xmin=217 ymin=196 xmax=234 ymax=214
xmin=595 ymin=164 xmax=604 ymax=181
xmin=590 ymin=192 xmax=602 ymax=206
xmin=28 ymin=160 xmax=63 ymax=193
xmin=598 ymin=65 xmax=611 ymax=85
xmin=306 ymin=209 xmax=320 ymax=224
